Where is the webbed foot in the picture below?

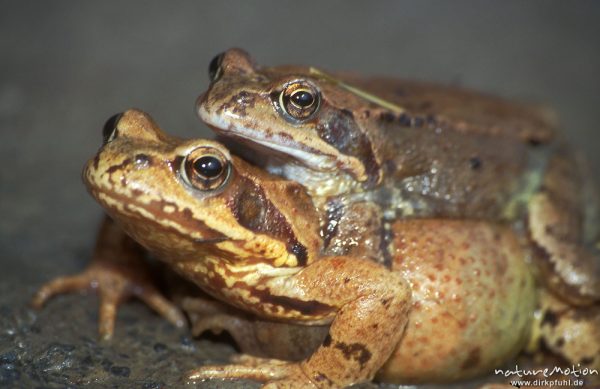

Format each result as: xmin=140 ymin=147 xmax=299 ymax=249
xmin=32 ymin=217 xmax=185 ymax=339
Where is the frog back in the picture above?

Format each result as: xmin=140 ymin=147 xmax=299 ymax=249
xmin=342 ymin=75 xmax=557 ymax=143
xmin=315 ymin=73 xmax=560 ymax=220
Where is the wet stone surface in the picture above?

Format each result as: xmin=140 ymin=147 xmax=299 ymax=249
xmin=0 ymin=284 xmax=256 ymax=388
xmin=1 ymin=297 xmax=498 ymax=389
xmin=0 ymin=281 xmax=393 ymax=388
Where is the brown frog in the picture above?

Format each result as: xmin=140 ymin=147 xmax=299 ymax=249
xmin=33 ymin=110 xmax=599 ymax=387
xmin=197 ymin=49 xmax=600 ymax=309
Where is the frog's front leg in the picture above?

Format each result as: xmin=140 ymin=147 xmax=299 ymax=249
xmin=189 ymin=257 xmax=411 ymax=388
xmin=32 ymin=216 xmax=186 ymax=339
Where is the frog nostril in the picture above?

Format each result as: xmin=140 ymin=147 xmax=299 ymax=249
xmin=134 ymin=154 xmax=152 ymax=169
xmin=102 ymin=113 xmax=123 ymax=145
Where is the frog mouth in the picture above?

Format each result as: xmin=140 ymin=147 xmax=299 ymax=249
xmin=219 ymin=130 xmax=337 ymax=170
xmin=86 ymin=183 xmax=230 ymax=245
xmin=199 ymin=108 xmax=338 ymax=172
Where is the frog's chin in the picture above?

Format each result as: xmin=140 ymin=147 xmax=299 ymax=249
xmin=211 ymin=127 xmax=337 ymax=174
xmin=199 ymin=107 xmax=334 ymax=171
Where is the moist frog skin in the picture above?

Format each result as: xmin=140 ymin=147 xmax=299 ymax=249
xmin=34 ymin=110 xmax=599 ymax=387
xmin=197 ymin=48 xmax=600 ymax=308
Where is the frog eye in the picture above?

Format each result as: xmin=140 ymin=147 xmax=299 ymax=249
xmin=278 ymin=81 xmax=320 ymax=121
xmin=181 ymin=147 xmax=231 ymax=191
xmin=102 ymin=113 xmax=122 ymax=144
xmin=208 ymin=53 xmax=224 ymax=83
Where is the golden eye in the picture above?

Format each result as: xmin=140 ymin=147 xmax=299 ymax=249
xmin=181 ymin=147 xmax=231 ymax=191
xmin=278 ymin=81 xmax=320 ymax=121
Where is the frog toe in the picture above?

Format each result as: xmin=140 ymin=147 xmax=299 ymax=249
xmin=31 ymin=269 xmax=125 ymax=340
xmin=134 ymin=286 xmax=186 ymax=328
xmin=538 ymin=292 xmax=600 ymax=381
xmin=33 ymin=263 xmax=184 ymax=340
xmin=31 ymin=273 xmax=94 ymax=308
xmin=97 ymin=288 xmax=120 ymax=340
xmin=187 ymin=357 xmax=314 ymax=388
xmin=230 ymin=354 xmax=274 ymax=365
xmin=91 ymin=268 xmax=185 ymax=339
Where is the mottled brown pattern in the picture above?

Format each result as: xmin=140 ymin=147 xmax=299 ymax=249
xmin=461 ymin=347 xmax=481 ymax=370
xmin=322 ymin=198 xmax=344 ymax=249
xmin=249 ymin=288 xmax=334 ymax=318
xmin=37 ymin=95 xmax=600 ymax=388
xmin=105 ymin=158 xmax=131 ymax=175
xmin=333 ymin=341 xmax=372 ymax=369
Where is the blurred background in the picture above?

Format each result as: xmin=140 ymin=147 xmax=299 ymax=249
xmin=1 ymin=1 xmax=599 ymax=387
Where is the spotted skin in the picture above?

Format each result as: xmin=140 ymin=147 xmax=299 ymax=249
xmin=197 ymin=49 xmax=600 ymax=385
xmin=198 ymin=48 xmax=600 ymax=308
xmin=33 ymin=110 xmax=599 ymax=387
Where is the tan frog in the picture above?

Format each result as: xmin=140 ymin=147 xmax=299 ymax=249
xmin=197 ymin=49 xmax=600 ymax=309
xmin=33 ymin=110 xmax=600 ymax=387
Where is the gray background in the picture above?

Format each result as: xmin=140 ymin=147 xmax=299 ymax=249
xmin=1 ymin=1 xmax=599 ymax=387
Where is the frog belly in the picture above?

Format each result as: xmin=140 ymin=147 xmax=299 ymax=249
xmin=378 ymin=219 xmax=536 ymax=383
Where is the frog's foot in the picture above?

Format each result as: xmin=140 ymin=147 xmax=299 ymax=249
xmin=188 ymin=355 xmax=317 ymax=389
xmin=181 ymin=296 xmax=252 ymax=338
xmin=32 ymin=216 xmax=185 ymax=339
xmin=181 ymin=296 xmax=262 ymax=353
xmin=183 ymin=297 xmax=329 ymax=362
xmin=537 ymin=292 xmax=600 ymax=380
xmin=32 ymin=263 xmax=186 ymax=340
xmin=181 ymin=295 xmax=234 ymax=318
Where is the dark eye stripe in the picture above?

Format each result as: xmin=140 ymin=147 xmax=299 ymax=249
xmin=229 ymin=176 xmax=308 ymax=267
xmin=316 ymin=108 xmax=381 ymax=186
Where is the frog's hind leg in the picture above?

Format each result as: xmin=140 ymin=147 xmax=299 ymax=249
xmin=528 ymin=145 xmax=600 ymax=305
xmin=536 ymin=292 xmax=600 ymax=383
xmin=181 ymin=296 xmax=264 ymax=354
xmin=32 ymin=216 xmax=185 ymax=339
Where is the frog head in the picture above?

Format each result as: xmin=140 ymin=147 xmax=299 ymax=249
xmin=197 ymin=49 xmax=392 ymax=192
xmin=83 ymin=109 xmax=321 ymax=299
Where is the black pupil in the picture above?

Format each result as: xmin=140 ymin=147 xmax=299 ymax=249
xmin=208 ymin=53 xmax=223 ymax=82
xmin=102 ymin=113 xmax=122 ymax=144
xmin=193 ymin=156 xmax=223 ymax=179
xmin=290 ymin=90 xmax=314 ymax=108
